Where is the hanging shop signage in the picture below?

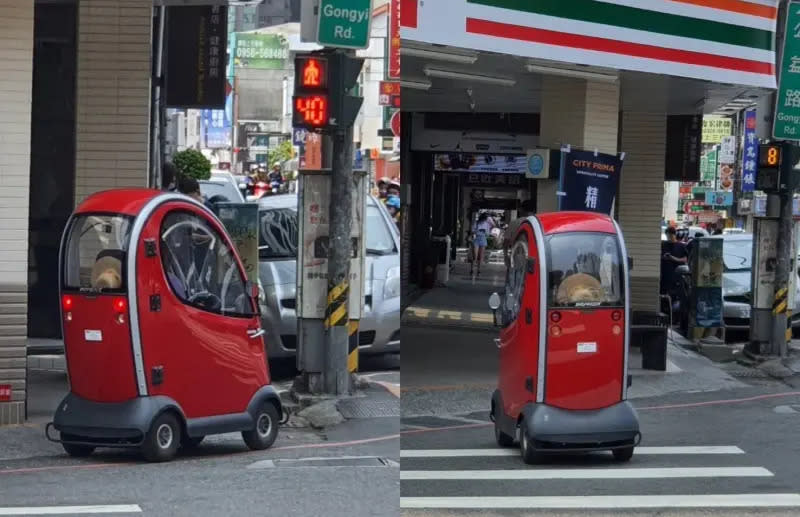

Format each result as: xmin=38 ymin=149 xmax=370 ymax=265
xmin=233 ymin=33 xmax=289 ymax=69
xmin=719 ymin=135 xmax=737 ymax=165
xmin=526 ymin=148 xmax=552 ymax=179
xmin=463 ymin=172 xmax=525 ymax=189
xmin=681 ymin=200 xmax=705 ymax=213
xmin=702 ymin=117 xmax=732 ymax=144
xmin=558 ymin=149 xmax=623 ymax=214
xmin=704 ymin=191 xmax=733 ymax=207
xmin=665 ymin=114 xmax=701 ymax=182
xmin=700 ymin=149 xmax=718 ymax=183
xmin=202 ymin=108 xmax=231 ymax=148
xmin=389 ymin=0 xmax=401 ymax=78
xmin=379 ymin=81 xmax=401 ymax=107
xmin=741 ymin=109 xmax=758 ymax=192
xmin=719 ymin=164 xmax=734 ymax=191
xmin=434 ymin=154 xmax=527 ymax=173
xmin=165 ymin=5 xmax=228 ymax=109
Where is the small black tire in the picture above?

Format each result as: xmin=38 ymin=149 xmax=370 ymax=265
xmin=493 ymin=408 xmax=514 ymax=447
xmin=141 ymin=412 xmax=181 ymax=463
xmin=182 ymin=436 xmax=205 ymax=449
xmin=613 ymin=447 xmax=634 ymax=462
xmin=242 ymin=402 xmax=279 ymax=451
xmin=519 ymin=425 xmax=543 ymax=465
xmin=61 ymin=434 xmax=95 ymax=457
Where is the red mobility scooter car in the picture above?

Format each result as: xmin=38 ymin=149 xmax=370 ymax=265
xmin=46 ymin=189 xmax=282 ymax=462
xmin=489 ymin=212 xmax=640 ymax=464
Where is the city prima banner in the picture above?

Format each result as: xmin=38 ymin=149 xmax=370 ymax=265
xmin=558 ymin=149 xmax=623 ymax=214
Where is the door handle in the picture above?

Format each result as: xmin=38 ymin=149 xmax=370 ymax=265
xmin=247 ymin=328 xmax=265 ymax=339
xmin=494 ymin=338 xmax=501 ymax=349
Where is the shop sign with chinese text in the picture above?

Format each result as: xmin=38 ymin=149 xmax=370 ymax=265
xmin=233 ymin=33 xmax=289 ymax=69
xmin=742 ymin=109 xmax=758 ymax=192
xmin=665 ymin=115 xmax=701 ymax=181
xmin=774 ymin=1 xmax=800 ymax=141
xmin=558 ymin=149 xmax=623 ymax=215
xmin=434 ymin=154 xmax=528 ymax=173
xmin=463 ymin=172 xmax=525 ymax=189
xmin=389 ymin=0 xmax=401 ymax=78
xmin=701 ymin=149 xmax=718 ymax=182
xmin=165 ymin=5 xmax=228 ymax=109
xmin=702 ymin=117 xmax=732 ymax=144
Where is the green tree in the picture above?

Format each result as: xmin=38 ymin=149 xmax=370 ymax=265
xmin=173 ymin=149 xmax=212 ymax=180
xmin=268 ymin=140 xmax=294 ymax=167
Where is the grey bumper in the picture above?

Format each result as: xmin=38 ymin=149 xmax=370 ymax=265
xmin=521 ymin=401 xmax=641 ymax=452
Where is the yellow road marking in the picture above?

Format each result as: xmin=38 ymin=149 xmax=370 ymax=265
xmin=470 ymin=313 xmax=494 ymax=323
xmin=438 ymin=310 xmax=463 ymax=320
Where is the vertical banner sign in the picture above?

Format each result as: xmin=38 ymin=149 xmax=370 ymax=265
xmin=665 ymin=115 xmax=701 ymax=181
xmin=202 ymin=108 xmax=232 ymax=148
xmin=742 ymin=109 xmax=758 ymax=192
xmin=165 ymin=6 xmax=228 ymax=108
xmin=690 ymin=238 xmax=723 ymax=329
xmin=214 ymin=204 xmax=260 ymax=284
xmin=774 ymin=1 xmax=800 ymax=141
xmin=558 ymin=149 xmax=623 ymax=214
xmin=701 ymin=148 xmax=718 ymax=183
xmin=389 ymin=0 xmax=401 ymax=78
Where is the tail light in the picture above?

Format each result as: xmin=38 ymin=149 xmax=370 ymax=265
xmin=550 ymin=312 xmax=561 ymax=323
xmin=62 ymin=295 xmax=73 ymax=310
xmin=113 ymin=297 xmax=127 ymax=325
xmin=612 ymin=325 xmax=622 ymax=335
xmin=611 ymin=310 xmax=622 ymax=321
xmin=550 ymin=325 xmax=562 ymax=337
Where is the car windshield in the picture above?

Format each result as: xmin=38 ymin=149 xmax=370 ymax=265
xmin=63 ymin=214 xmax=133 ymax=292
xmin=259 ymin=207 xmax=298 ymax=259
xmin=200 ymin=180 xmax=240 ymax=202
xmin=723 ymin=238 xmax=752 ymax=271
xmin=366 ymin=204 xmax=396 ymax=255
xmin=546 ymin=232 xmax=624 ymax=308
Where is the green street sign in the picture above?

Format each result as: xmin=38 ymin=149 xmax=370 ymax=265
xmin=774 ymin=1 xmax=800 ymax=140
xmin=317 ymin=0 xmax=373 ymax=49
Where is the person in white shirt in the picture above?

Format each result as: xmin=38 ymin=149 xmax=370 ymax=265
xmin=471 ymin=212 xmax=494 ymax=277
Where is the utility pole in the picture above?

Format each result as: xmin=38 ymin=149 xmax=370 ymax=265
xmin=770 ymin=186 xmax=794 ymax=356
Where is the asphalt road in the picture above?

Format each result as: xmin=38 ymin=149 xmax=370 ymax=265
xmin=400 ymin=324 xmax=800 ymax=515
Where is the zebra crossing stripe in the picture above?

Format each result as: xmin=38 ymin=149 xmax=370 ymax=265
xmin=400 ymin=494 xmax=800 ymax=509
xmin=400 ymin=446 xmax=745 ymax=457
xmin=400 ymin=466 xmax=772 ymax=480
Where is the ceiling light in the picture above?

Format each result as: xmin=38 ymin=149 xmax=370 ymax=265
xmin=401 ymin=79 xmax=432 ymax=91
xmin=525 ymin=63 xmax=618 ymax=83
xmin=400 ymin=47 xmax=478 ymax=65
xmin=424 ymin=67 xmax=516 ymax=87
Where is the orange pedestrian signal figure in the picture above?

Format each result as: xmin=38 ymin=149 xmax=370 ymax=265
xmin=295 ymin=95 xmax=328 ymax=127
xmin=302 ymin=59 xmax=322 ymax=87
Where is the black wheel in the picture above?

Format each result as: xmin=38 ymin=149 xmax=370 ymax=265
xmin=61 ymin=434 xmax=95 ymax=458
xmin=242 ymin=402 xmax=279 ymax=451
xmin=493 ymin=407 xmax=514 ymax=447
xmin=519 ymin=425 xmax=543 ymax=465
xmin=613 ymin=447 xmax=634 ymax=462
xmin=182 ymin=436 xmax=205 ymax=449
xmin=141 ymin=412 xmax=181 ymax=463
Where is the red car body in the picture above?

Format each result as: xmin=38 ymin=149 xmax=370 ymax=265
xmin=48 ymin=188 xmax=281 ymax=462
xmin=492 ymin=212 xmax=640 ymax=463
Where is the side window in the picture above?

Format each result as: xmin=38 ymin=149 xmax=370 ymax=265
xmin=501 ymin=236 xmax=528 ymax=326
xmin=159 ymin=211 xmax=252 ymax=317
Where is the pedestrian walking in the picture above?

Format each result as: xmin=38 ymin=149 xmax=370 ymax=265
xmin=471 ymin=212 xmax=494 ymax=277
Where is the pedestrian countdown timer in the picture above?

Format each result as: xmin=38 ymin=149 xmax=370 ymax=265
xmin=293 ymin=56 xmax=330 ymax=129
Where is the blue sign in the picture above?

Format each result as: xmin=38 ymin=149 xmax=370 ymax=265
xmin=527 ymin=153 xmax=545 ymax=177
xmin=558 ymin=149 xmax=623 ymax=214
xmin=354 ymin=149 xmax=363 ymax=170
xmin=293 ymin=128 xmax=308 ymax=146
xmin=202 ymin=94 xmax=232 ymax=148
xmin=742 ymin=109 xmax=758 ymax=192
xmin=704 ymin=191 xmax=733 ymax=206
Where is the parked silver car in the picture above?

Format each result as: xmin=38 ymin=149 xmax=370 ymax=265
xmin=257 ymin=194 xmax=400 ymax=359
xmin=199 ymin=171 xmax=246 ymax=203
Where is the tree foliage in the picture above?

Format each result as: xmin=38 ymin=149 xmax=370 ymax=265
xmin=173 ymin=149 xmax=212 ymax=180
xmin=268 ymin=140 xmax=294 ymax=167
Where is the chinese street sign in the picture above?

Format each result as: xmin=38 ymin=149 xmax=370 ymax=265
xmin=702 ymin=117 xmax=732 ymax=144
xmin=165 ymin=5 xmax=228 ymax=108
xmin=719 ymin=135 xmax=736 ymax=164
xmin=233 ymin=33 xmax=289 ymax=69
xmin=742 ymin=109 xmax=758 ymax=192
xmin=558 ymin=149 xmax=623 ymax=214
xmin=463 ymin=172 xmax=525 ymax=189
xmin=665 ymin=114 xmax=701 ymax=181
xmin=701 ymin=149 xmax=718 ymax=182
xmin=774 ymin=1 xmax=800 ymax=140
xmin=389 ymin=0 xmax=401 ymax=78
xmin=317 ymin=0 xmax=374 ymax=49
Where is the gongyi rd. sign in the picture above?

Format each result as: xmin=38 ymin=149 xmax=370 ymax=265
xmin=774 ymin=1 xmax=800 ymax=140
xmin=317 ymin=0 xmax=373 ymax=49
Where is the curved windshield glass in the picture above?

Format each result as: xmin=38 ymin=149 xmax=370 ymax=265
xmin=63 ymin=214 xmax=133 ymax=292
xmin=259 ymin=208 xmax=298 ymax=259
xmin=722 ymin=238 xmax=752 ymax=271
xmin=546 ymin=232 xmax=624 ymax=308
xmin=366 ymin=204 xmax=396 ymax=255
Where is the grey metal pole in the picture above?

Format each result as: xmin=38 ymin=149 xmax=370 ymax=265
xmin=151 ymin=5 xmax=166 ymax=188
xmin=769 ymin=182 xmax=794 ymax=357
xmin=324 ymin=125 xmax=354 ymax=395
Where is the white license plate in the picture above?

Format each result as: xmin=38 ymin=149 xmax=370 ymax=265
xmin=577 ymin=342 xmax=597 ymax=353
xmin=84 ymin=330 xmax=103 ymax=342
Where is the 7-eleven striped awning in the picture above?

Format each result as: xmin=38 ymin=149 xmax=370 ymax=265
xmin=400 ymin=0 xmax=778 ymax=89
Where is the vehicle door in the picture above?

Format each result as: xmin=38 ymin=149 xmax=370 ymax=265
xmin=136 ymin=203 xmax=267 ymax=419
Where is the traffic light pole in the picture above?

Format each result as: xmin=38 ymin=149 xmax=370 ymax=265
xmin=769 ymin=187 xmax=793 ymax=357
xmin=324 ymin=124 xmax=355 ymax=395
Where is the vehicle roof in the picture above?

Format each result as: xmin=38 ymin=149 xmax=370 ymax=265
xmin=74 ymin=188 xmax=163 ymax=216
xmin=258 ymin=193 xmax=379 ymax=210
xmin=535 ymin=211 xmax=617 ymax=235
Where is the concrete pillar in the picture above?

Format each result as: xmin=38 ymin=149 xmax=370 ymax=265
xmin=75 ymin=0 xmax=152 ymax=204
xmin=619 ymin=112 xmax=667 ymax=311
xmin=537 ymin=76 xmax=620 ymax=212
xmin=0 ymin=0 xmax=34 ymax=426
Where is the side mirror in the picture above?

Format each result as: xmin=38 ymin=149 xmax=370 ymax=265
xmin=628 ymin=256 xmax=633 ymax=271
xmin=489 ymin=292 xmax=501 ymax=327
